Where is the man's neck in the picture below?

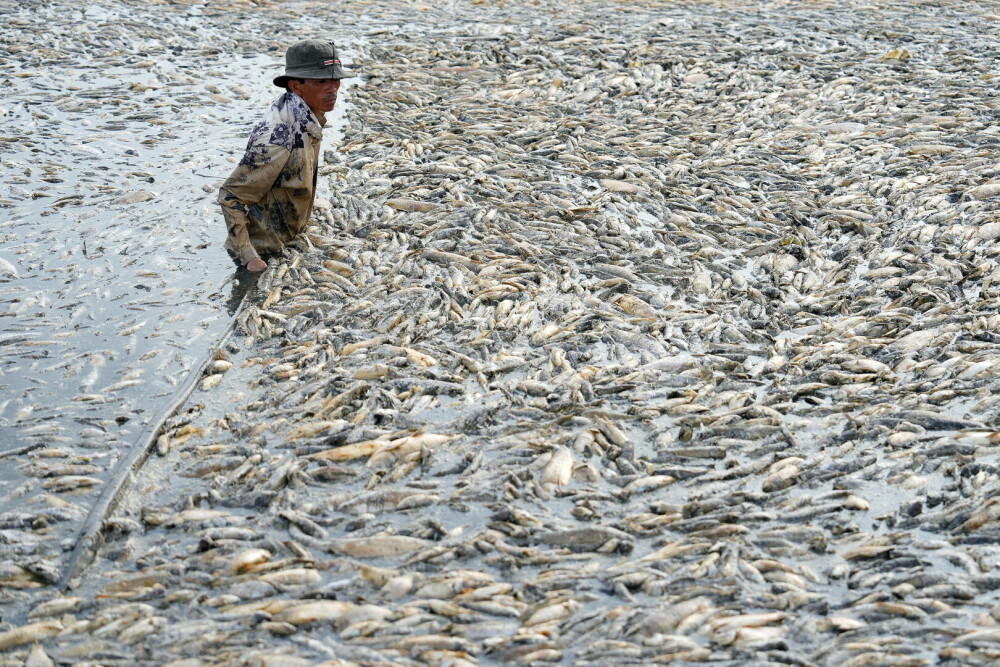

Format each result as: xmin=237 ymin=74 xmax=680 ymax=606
xmin=288 ymin=90 xmax=326 ymax=127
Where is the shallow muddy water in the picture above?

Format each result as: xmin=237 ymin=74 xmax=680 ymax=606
xmin=0 ymin=0 xmax=352 ymax=603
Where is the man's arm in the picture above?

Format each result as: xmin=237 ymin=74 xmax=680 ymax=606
xmin=218 ymin=144 xmax=291 ymax=270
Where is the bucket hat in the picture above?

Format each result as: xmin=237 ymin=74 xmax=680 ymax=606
xmin=273 ymin=39 xmax=355 ymax=88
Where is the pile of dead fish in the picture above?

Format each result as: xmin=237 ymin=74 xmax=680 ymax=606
xmin=4 ymin=0 xmax=1000 ymax=665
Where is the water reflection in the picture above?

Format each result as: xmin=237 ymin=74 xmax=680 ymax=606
xmin=225 ymin=267 xmax=261 ymax=316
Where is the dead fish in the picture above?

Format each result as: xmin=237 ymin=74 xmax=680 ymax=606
xmin=386 ymin=198 xmax=442 ymax=212
xmin=328 ymin=535 xmax=434 ymax=558
xmin=0 ymin=620 xmax=64 ymax=650
xmin=536 ymin=526 xmax=634 ymax=553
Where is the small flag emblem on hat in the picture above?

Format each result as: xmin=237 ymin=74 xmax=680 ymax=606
xmin=323 ymin=59 xmax=339 ymax=66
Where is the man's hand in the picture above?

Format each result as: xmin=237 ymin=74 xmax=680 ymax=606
xmin=246 ymin=257 xmax=267 ymax=272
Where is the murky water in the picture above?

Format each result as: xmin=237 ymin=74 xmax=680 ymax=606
xmin=0 ymin=0 xmax=352 ymax=592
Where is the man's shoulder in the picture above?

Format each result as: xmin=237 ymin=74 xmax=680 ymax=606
xmin=247 ymin=92 xmax=313 ymax=151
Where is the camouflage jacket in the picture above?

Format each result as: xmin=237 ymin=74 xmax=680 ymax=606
xmin=219 ymin=91 xmax=324 ymax=265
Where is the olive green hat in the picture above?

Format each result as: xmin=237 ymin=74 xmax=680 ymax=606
xmin=273 ymin=39 xmax=355 ymax=88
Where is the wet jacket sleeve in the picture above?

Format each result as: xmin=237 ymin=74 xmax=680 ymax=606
xmin=218 ymin=144 xmax=291 ymax=265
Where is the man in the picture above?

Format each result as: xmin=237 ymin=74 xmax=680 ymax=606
xmin=220 ymin=39 xmax=354 ymax=272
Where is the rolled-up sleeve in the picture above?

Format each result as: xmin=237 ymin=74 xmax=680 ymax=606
xmin=218 ymin=144 xmax=290 ymax=265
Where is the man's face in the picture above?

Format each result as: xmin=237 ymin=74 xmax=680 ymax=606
xmin=289 ymin=78 xmax=341 ymax=114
